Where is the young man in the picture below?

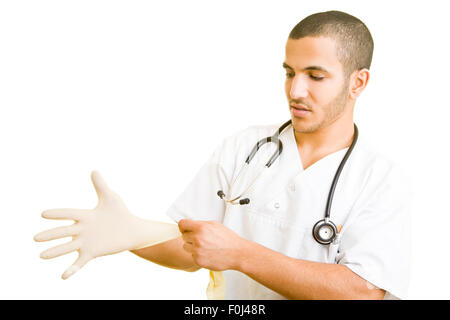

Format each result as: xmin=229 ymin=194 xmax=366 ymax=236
xmin=132 ymin=11 xmax=411 ymax=300
xmin=35 ymin=10 xmax=411 ymax=300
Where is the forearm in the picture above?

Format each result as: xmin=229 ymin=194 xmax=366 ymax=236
xmin=130 ymin=237 xmax=201 ymax=272
xmin=237 ymin=240 xmax=385 ymax=300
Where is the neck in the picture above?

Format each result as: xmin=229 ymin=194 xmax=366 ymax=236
xmin=293 ymin=112 xmax=355 ymax=157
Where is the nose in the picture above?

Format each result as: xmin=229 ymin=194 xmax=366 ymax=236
xmin=289 ymin=75 xmax=308 ymax=99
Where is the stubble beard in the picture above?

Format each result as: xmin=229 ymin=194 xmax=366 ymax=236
xmin=293 ymin=81 xmax=350 ymax=134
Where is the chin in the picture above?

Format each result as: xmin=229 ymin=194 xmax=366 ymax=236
xmin=291 ymin=117 xmax=321 ymax=134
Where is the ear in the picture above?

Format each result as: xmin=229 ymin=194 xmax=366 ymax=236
xmin=349 ymin=68 xmax=370 ymax=99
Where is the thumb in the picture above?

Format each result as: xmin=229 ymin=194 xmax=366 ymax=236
xmin=90 ymin=170 xmax=111 ymax=200
xmin=178 ymin=219 xmax=199 ymax=233
xmin=62 ymin=253 xmax=92 ymax=280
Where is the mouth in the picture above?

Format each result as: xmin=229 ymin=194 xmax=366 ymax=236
xmin=290 ymin=103 xmax=311 ymax=117
xmin=290 ymin=102 xmax=311 ymax=111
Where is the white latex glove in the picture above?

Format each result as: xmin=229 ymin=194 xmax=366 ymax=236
xmin=207 ymin=270 xmax=226 ymax=300
xmin=34 ymin=171 xmax=181 ymax=280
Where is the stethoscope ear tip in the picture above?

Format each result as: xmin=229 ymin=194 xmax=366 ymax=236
xmin=217 ymin=190 xmax=225 ymax=199
xmin=217 ymin=190 xmax=250 ymax=205
xmin=239 ymin=198 xmax=250 ymax=205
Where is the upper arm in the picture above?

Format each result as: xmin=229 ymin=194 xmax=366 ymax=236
xmin=337 ymin=164 xmax=412 ymax=299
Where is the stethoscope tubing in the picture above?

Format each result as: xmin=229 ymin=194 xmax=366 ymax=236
xmin=324 ymin=124 xmax=358 ymax=219
xmin=217 ymin=120 xmax=358 ymax=245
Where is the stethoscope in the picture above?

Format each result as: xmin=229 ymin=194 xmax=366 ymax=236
xmin=217 ymin=119 xmax=358 ymax=245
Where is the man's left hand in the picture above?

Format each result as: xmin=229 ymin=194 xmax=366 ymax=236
xmin=178 ymin=219 xmax=250 ymax=271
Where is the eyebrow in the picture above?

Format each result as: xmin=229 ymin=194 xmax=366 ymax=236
xmin=282 ymin=62 xmax=330 ymax=74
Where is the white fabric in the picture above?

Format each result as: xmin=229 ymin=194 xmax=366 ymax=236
xmin=166 ymin=122 xmax=412 ymax=300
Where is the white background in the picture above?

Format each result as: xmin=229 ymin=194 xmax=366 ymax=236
xmin=0 ymin=0 xmax=449 ymax=299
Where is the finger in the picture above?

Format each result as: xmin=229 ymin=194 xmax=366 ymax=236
xmin=40 ymin=239 xmax=81 ymax=259
xmin=181 ymin=231 xmax=194 ymax=244
xmin=34 ymin=224 xmax=82 ymax=242
xmin=41 ymin=208 xmax=87 ymax=221
xmin=183 ymin=242 xmax=195 ymax=253
xmin=90 ymin=170 xmax=111 ymax=199
xmin=62 ymin=253 xmax=92 ymax=280
xmin=178 ymin=219 xmax=201 ymax=233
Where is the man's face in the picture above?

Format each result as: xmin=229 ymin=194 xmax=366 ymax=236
xmin=283 ymin=36 xmax=350 ymax=133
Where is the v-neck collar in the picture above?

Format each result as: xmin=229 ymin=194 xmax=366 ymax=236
xmin=284 ymin=124 xmax=350 ymax=174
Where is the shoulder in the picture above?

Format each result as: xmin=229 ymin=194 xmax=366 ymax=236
xmin=357 ymin=132 xmax=411 ymax=182
xmin=208 ymin=122 xmax=285 ymax=169
xmin=349 ymin=131 xmax=413 ymax=205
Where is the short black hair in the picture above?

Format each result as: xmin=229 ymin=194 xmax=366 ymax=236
xmin=289 ymin=10 xmax=374 ymax=78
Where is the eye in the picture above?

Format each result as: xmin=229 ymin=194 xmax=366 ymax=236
xmin=285 ymin=72 xmax=295 ymax=78
xmin=310 ymin=75 xmax=324 ymax=81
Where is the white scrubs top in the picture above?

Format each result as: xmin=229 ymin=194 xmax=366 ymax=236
xmin=166 ymin=122 xmax=412 ymax=300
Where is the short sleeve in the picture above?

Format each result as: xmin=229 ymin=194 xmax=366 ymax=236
xmin=165 ymin=131 xmax=242 ymax=224
xmin=337 ymin=164 xmax=413 ymax=300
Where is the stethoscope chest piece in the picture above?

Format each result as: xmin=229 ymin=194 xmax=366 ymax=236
xmin=312 ymin=218 xmax=338 ymax=245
